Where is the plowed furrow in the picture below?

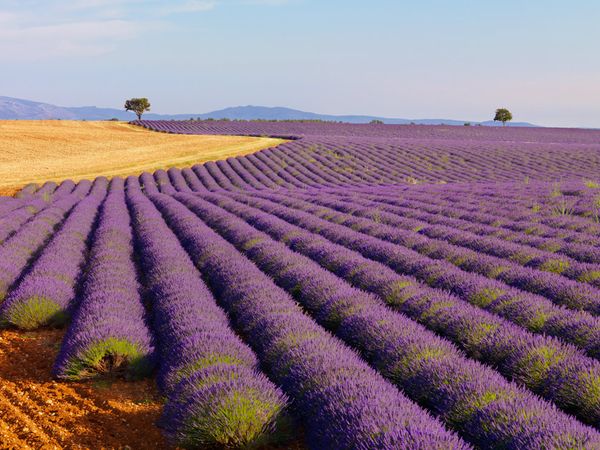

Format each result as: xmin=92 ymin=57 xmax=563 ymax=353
xmin=50 ymin=388 xmax=107 ymax=414
xmin=0 ymin=389 xmax=58 ymax=448
xmin=19 ymin=383 xmax=92 ymax=421
xmin=0 ymin=417 xmax=33 ymax=450
xmin=0 ymin=385 xmax=69 ymax=444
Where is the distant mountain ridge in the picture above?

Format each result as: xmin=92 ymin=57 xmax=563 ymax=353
xmin=0 ymin=96 xmax=537 ymax=126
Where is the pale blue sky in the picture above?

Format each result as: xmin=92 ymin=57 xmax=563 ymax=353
xmin=1 ymin=0 xmax=599 ymax=127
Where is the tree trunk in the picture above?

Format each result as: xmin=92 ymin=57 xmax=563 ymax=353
xmin=137 ymin=113 xmax=142 ymax=120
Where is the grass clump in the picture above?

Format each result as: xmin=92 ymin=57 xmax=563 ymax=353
xmin=59 ymin=338 xmax=153 ymax=381
xmin=1 ymin=296 xmax=68 ymax=330
xmin=469 ymin=288 xmax=505 ymax=308
xmin=539 ymin=259 xmax=570 ymax=274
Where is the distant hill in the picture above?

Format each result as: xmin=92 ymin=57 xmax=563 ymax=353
xmin=0 ymin=96 xmax=537 ymax=126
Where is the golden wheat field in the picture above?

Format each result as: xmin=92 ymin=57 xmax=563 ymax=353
xmin=0 ymin=120 xmax=285 ymax=196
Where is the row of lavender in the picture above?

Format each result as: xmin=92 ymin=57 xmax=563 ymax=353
xmin=134 ymin=120 xmax=600 ymax=182
xmin=133 ymin=119 xmax=600 ymax=144
xmin=394 ymin=180 xmax=600 ymax=231
xmin=1 ymin=172 xmax=600 ymax=447
xmin=1 ymin=178 xmax=467 ymax=448
xmin=152 ymin=169 xmax=600 ymax=331
xmin=1 ymin=121 xmax=599 ymax=448
xmin=16 ymin=173 xmax=595 ymax=323
xmin=8 ymin=175 xmax=599 ymax=247
xmin=10 ymin=133 xmax=600 ymax=198
xmin=4 ymin=169 xmax=600 ymax=345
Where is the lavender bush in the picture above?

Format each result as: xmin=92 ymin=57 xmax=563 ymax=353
xmin=53 ymin=178 xmax=154 ymax=380
xmin=2 ymin=121 xmax=599 ymax=447
xmin=126 ymin=177 xmax=288 ymax=448
xmin=175 ymin=191 xmax=600 ymax=444
xmin=151 ymin=193 xmax=468 ymax=450
xmin=0 ymin=178 xmax=108 ymax=329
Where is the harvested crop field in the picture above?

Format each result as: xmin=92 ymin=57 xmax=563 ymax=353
xmin=1 ymin=121 xmax=600 ymax=449
xmin=0 ymin=121 xmax=285 ymax=196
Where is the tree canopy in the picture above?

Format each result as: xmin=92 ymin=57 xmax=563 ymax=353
xmin=125 ymin=98 xmax=151 ymax=120
xmin=494 ymin=108 xmax=513 ymax=126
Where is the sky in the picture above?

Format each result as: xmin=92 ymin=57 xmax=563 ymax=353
xmin=0 ymin=0 xmax=599 ymax=127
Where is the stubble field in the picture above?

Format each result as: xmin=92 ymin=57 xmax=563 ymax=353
xmin=0 ymin=120 xmax=284 ymax=196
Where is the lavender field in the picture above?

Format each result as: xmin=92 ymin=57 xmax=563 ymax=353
xmin=1 ymin=121 xmax=600 ymax=449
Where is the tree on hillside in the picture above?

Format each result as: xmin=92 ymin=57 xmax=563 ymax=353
xmin=494 ymin=108 xmax=513 ymax=126
xmin=124 ymin=98 xmax=151 ymax=120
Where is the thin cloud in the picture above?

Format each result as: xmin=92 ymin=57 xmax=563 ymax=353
xmin=173 ymin=0 xmax=217 ymax=13
xmin=0 ymin=11 xmax=18 ymax=22
xmin=158 ymin=0 xmax=217 ymax=15
xmin=0 ymin=0 xmax=291 ymax=61
xmin=0 ymin=18 xmax=141 ymax=60
xmin=240 ymin=0 xmax=292 ymax=5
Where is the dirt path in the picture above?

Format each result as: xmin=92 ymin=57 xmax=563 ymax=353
xmin=0 ymin=329 xmax=170 ymax=449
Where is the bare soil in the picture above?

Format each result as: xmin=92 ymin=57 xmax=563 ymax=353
xmin=0 ymin=328 xmax=171 ymax=449
xmin=0 ymin=121 xmax=285 ymax=196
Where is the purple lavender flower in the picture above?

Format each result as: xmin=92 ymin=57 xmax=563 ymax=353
xmin=53 ymin=178 xmax=154 ymax=380
xmin=0 ymin=181 xmax=92 ymax=302
xmin=0 ymin=178 xmax=108 ymax=329
xmin=125 ymin=176 xmax=288 ymax=448
xmin=150 ymin=192 xmax=468 ymax=450
xmin=182 ymin=194 xmax=600 ymax=432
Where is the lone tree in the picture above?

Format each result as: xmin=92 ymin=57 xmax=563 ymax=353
xmin=124 ymin=98 xmax=151 ymax=120
xmin=494 ymin=108 xmax=513 ymax=126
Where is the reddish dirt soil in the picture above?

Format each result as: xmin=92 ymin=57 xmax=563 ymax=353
xmin=0 ymin=328 xmax=171 ymax=449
